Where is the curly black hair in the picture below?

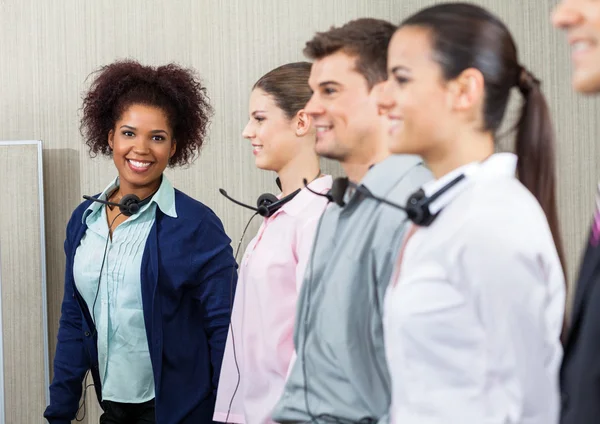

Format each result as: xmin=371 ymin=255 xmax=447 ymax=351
xmin=80 ymin=59 xmax=213 ymax=167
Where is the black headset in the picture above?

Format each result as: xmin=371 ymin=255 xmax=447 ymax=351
xmin=306 ymin=173 xmax=467 ymax=227
xmin=219 ymin=188 xmax=300 ymax=218
xmin=82 ymin=193 xmax=154 ymax=217
xmin=219 ymin=172 xmax=322 ymax=218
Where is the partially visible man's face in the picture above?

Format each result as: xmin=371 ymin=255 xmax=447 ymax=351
xmin=304 ymin=51 xmax=382 ymax=162
xmin=553 ymin=0 xmax=600 ymax=93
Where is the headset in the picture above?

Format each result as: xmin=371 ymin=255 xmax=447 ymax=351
xmin=219 ymin=177 xmax=299 ymax=218
xmin=305 ymin=172 xmax=467 ymax=227
xmin=296 ymin=170 xmax=470 ymax=423
xmin=75 ymin=189 xmax=156 ymax=421
xmin=219 ymin=188 xmax=300 ymax=218
xmin=219 ymin=171 xmax=323 ymax=219
xmin=83 ymin=192 xmax=154 ymax=217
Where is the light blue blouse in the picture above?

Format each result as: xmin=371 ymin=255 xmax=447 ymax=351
xmin=73 ymin=176 xmax=177 ymax=403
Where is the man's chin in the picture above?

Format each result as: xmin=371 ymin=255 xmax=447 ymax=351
xmin=315 ymin=148 xmax=342 ymax=162
xmin=315 ymin=140 xmax=340 ymax=160
xmin=573 ymin=68 xmax=600 ymax=94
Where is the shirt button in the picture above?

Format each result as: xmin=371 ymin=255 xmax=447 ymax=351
xmin=85 ymin=331 xmax=90 ymax=337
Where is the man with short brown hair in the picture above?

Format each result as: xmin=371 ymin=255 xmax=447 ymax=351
xmin=272 ymin=18 xmax=432 ymax=424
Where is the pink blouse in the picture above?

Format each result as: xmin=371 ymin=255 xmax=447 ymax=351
xmin=214 ymin=175 xmax=332 ymax=424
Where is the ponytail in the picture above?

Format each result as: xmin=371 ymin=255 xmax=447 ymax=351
xmin=515 ymin=66 xmax=567 ymax=342
xmin=515 ymin=66 xmax=567 ymax=277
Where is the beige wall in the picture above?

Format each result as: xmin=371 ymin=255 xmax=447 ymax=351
xmin=0 ymin=0 xmax=597 ymax=422
xmin=0 ymin=142 xmax=48 ymax=424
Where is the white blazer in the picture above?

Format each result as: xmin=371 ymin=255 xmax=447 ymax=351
xmin=384 ymin=153 xmax=565 ymax=424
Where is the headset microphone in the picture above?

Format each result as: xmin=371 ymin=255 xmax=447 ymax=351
xmin=83 ymin=194 xmax=146 ymax=217
xmin=221 ymin=171 xmax=324 ymax=218
xmin=219 ymin=188 xmax=301 ymax=218
xmin=304 ymin=173 xmax=466 ymax=227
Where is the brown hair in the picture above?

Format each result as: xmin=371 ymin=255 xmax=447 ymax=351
xmin=253 ymin=62 xmax=312 ymax=119
xmin=303 ymin=18 xmax=397 ymax=89
xmin=402 ymin=3 xmax=567 ymax=278
xmin=81 ymin=59 xmax=212 ymax=167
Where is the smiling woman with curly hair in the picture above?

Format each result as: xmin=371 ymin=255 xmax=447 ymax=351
xmin=44 ymin=60 xmax=237 ymax=424
xmin=81 ymin=60 xmax=212 ymax=166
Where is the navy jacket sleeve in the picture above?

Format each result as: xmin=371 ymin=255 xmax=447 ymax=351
xmin=191 ymin=209 xmax=237 ymax=393
xmin=44 ymin=210 xmax=90 ymax=424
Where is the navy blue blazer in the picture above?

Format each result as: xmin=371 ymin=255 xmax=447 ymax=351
xmin=44 ymin=189 xmax=237 ymax=424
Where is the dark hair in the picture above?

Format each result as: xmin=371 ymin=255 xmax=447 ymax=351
xmin=253 ymin=62 xmax=312 ymax=120
xmin=402 ymin=3 xmax=566 ymax=276
xmin=304 ymin=18 xmax=397 ymax=89
xmin=80 ymin=59 xmax=213 ymax=167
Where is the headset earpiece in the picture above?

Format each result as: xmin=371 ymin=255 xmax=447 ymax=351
xmin=405 ymin=189 xmax=434 ymax=226
xmin=256 ymin=193 xmax=279 ymax=217
xmin=257 ymin=193 xmax=279 ymax=207
xmin=405 ymin=173 xmax=468 ymax=226
xmin=330 ymin=177 xmax=349 ymax=207
xmin=119 ymin=194 xmax=142 ymax=216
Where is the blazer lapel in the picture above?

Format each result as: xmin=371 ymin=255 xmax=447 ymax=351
xmin=141 ymin=211 xmax=162 ymax=389
xmin=71 ymin=221 xmax=94 ymax=322
xmin=141 ymin=218 xmax=159 ymax=309
xmin=71 ymin=221 xmax=88 ymax=275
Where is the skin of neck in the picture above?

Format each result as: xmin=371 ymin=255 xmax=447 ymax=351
xmin=424 ymin=128 xmax=495 ymax=180
xmin=114 ymin=175 xmax=162 ymax=201
xmin=276 ymin=151 xmax=321 ymax=197
xmin=340 ymin=126 xmax=391 ymax=183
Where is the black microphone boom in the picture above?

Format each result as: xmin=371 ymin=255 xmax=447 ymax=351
xmin=355 ymin=185 xmax=407 ymax=212
xmin=220 ymin=186 xmax=301 ymax=218
xmin=302 ymin=179 xmax=333 ymax=203
xmin=83 ymin=195 xmax=124 ymax=209
xmin=218 ymin=189 xmax=260 ymax=213
xmin=83 ymin=194 xmax=144 ymax=217
xmin=303 ymin=177 xmax=407 ymax=211
xmin=303 ymin=173 xmax=468 ymax=227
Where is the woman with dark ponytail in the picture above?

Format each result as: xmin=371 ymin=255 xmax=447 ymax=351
xmin=377 ymin=3 xmax=565 ymax=423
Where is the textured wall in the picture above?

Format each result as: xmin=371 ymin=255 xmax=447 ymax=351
xmin=0 ymin=0 xmax=598 ymax=423
xmin=0 ymin=142 xmax=48 ymax=424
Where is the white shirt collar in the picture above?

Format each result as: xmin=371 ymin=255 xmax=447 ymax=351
xmin=423 ymin=153 xmax=517 ymax=215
